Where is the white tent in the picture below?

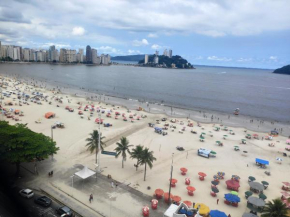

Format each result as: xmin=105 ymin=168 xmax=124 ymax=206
xmin=74 ymin=166 xmax=96 ymax=179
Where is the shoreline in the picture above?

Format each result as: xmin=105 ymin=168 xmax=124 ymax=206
xmin=3 ymin=73 xmax=289 ymax=136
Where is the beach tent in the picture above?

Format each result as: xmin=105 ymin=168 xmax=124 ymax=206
xmin=255 ymin=158 xmax=269 ymax=166
xmin=74 ymin=166 xmax=96 ymax=179
xmin=163 ymin=204 xmax=179 ymax=217
xmin=45 ymin=112 xmax=55 ymax=119
xmin=198 ymin=148 xmax=211 ymax=158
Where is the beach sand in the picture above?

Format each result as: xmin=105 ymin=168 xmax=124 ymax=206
xmin=1 ymin=76 xmax=290 ymax=216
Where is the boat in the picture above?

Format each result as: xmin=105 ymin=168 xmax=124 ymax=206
xmin=234 ymin=108 xmax=239 ymax=115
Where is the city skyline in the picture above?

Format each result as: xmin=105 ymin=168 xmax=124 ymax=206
xmin=0 ymin=0 xmax=289 ymax=69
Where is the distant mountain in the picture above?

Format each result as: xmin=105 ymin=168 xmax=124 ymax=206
xmin=111 ymin=55 xmax=145 ymax=62
xmin=273 ymin=65 xmax=290 ymax=75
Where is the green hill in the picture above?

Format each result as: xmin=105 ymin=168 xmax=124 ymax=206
xmin=273 ymin=65 xmax=290 ymax=75
xmin=139 ymin=55 xmax=193 ymax=69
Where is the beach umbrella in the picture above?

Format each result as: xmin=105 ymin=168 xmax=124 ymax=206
xmin=245 ymin=191 xmax=253 ymax=197
xmin=216 ymin=141 xmax=221 ymax=144
xmin=259 ymin=193 xmax=267 ymax=200
xmin=210 ymin=151 xmax=217 ymax=155
xmin=186 ymin=186 xmax=196 ymax=192
xmin=155 ymin=189 xmax=164 ymax=196
xmin=164 ymin=192 xmax=173 ymax=199
xmin=213 ymin=175 xmax=221 ymax=180
xmin=242 ymin=213 xmax=258 ymax=217
xmin=226 ymin=179 xmax=240 ymax=189
xmin=231 ymin=191 xmax=238 ymax=195
xmin=248 ymin=196 xmax=265 ymax=207
xmin=180 ymin=167 xmax=188 ymax=173
xmin=170 ymin=178 xmax=178 ymax=184
xmin=248 ymin=176 xmax=256 ymax=182
xmin=242 ymin=139 xmax=247 ymax=141
xmin=209 ymin=210 xmax=227 ymax=217
xmin=253 ymin=134 xmax=258 ymax=137
xmin=194 ymin=203 xmax=210 ymax=215
xmin=224 ymin=193 xmax=240 ymax=203
xmin=281 ymin=191 xmax=290 ymax=198
xmin=183 ymin=201 xmax=192 ymax=207
xmin=247 ymin=134 xmax=251 ymax=137
xmin=172 ymin=195 xmax=181 ymax=203
xmin=286 ymin=139 xmax=290 ymax=144
xmin=243 ymin=151 xmax=248 ymax=154
xmin=223 ymin=135 xmax=228 ymax=137
xmin=249 ymin=182 xmax=264 ymax=192
xmin=261 ymin=181 xmax=269 ymax=186
xmin=198 ymin=172 xmax=207 ymax=177
xmin=211 ymin=187 xmax=219 ymax=193
xmin=200 ymin=136 xmax=205 ymax=140
xmin=217 ymin=172 xmax=225 ymax=177
xmin=211 ymin=180 xmax=219 ymax=186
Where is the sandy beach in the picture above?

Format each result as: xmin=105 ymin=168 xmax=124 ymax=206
xmin=1 ymin=75 xmax=290 ymax=216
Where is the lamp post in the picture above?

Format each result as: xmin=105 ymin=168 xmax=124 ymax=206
xmin=97 ymin=112 xmax=101 ymax=172
xmin=168 ymin=153 xmax=174 ymax=204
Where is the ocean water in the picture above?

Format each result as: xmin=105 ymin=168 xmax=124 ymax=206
xmin=0 ymin=63 xmax=289 ymax=122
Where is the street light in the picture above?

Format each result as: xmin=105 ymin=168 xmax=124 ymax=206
xmin=168 ymin=153 xmax=174 ymax=204
xmin=97 ymin=112 xmax=101 ymax=172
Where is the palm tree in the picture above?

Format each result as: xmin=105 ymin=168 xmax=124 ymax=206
xmin=139 ymin=147 xmax=156 ymax=181
xmin=130 ymin=145 xmax=144 ymax=171
xmin=85 ymin=130 xmax=105 ymax=163
xmin=261 ymin=198 xmax=288 ymax=217
xmin=115 ymin=137 xmax=133 ymax=168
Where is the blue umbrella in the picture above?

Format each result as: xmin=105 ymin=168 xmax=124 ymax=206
xmin=224 ymin=193 xmax=240 ymax=203
xmin=209 ymin=210 xmax=227 ymax=217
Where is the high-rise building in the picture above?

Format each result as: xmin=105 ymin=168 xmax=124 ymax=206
xmin=1 ymin=45 xmax=8 ymax=58
xmin=154 ymin=56 xmax=159 ymax=64
xmin=155 ymin=50 xmax=159 ymax=56
xmin=7 ymin=46 xmax=14 ymax=59
xmin=168 ymin=49 xmax=172 ymax=58
xmin=49 ymin=45 xmax=55 ymax=61
xmin=144 ymin=54 xmax=148 ymax=64
xmin=163 ymin=49 xmax=168 ymax=57
xmin=59 ymin=49 xmax=66 ymax=63
xmin=92 ymin=49 xmax=98 ymax=64
xmin=13 ymin=47 xmax=21 ymax=60
xmin=86 ymin=45 xmax=92 ymax=63
xmin=65 ymin=50 xmax=77 ymax=63
xmin=0 ymin=41 xmax=1 ymax=58
xmin=23 ymin=48 xmax=30 ymax=61
xmin=79 ymin=48 xmax=84 ymax=62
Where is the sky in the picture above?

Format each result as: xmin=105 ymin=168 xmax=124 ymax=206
xmin=0 ymin=0 xmax=290 ymax=69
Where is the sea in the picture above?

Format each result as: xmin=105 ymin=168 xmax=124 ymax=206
xmin=0 ymin=63 xmax=290 ymax=122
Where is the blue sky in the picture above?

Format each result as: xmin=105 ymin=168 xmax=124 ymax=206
xmin=0 ymin=0 xmax=289 ymax=69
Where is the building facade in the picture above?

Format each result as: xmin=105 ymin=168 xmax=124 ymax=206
xmin=144 ymin=54 xmax=148 ymax=64
xmin=86 ymin=45 xmax=92 ymax=63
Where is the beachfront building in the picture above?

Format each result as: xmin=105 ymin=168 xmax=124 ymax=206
xmin=7 ymin=45 xmax=14 ymax=59
xmin=66 ymin=50 xmax=77 ymax=63
xmin=23 ymin=48 xmax=30 ymax=61
xmin=155 ymin=50 xmax=159 ymax=56
xmin=1 ymin=45 xmax=8 ymax=58
xmin=144 ymin=54 xmax=149 ymax=64
xmin=49 ymin=45 xmax=55 ymax=62
xmin=59 ymin=48 xmax=66 ymax=63
xmin=13 ymin=47 xmax=21 ymax=60
xmin=92 ymin=49 xmax=99 ymax=64
xmin=78 ymin=48 xmax=84 ymax=62
xmin=86 ymin=45 xmax=92 ymax=64
xmin=163 ymin=49 xmax=168 ymax=57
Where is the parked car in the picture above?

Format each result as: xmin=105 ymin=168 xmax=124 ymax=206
xmin=19 ymin=189 xmax=34 ymax=199
xmin=56 ymin=206 xmax=74 ymax=217
xmin=34 ymin=196 xmax=52 ymax=207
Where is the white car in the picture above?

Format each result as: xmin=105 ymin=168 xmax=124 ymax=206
xmin=19 ymin=189 xmax=34 ymax=199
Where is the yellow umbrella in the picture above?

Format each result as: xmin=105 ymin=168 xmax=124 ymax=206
xmin=194 ymin=203 xmax=210 ymax=215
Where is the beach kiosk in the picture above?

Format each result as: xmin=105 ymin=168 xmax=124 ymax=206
xmin=255 ymin=158 xmax=269 ymax=168
xmin=198 ymin=148 xmax=211 ymax=158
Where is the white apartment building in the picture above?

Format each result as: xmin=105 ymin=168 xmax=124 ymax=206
xmin=154 ymin=56 xmax=159 ymax=64
xmin=66 ymin=50 xmax=76 ymax=63
xmin=92 ymin=49 xmax=98 ymax=64
xmin=144 ymin=54 xmax=149 ymax=64
xmin=1 ymin=45 xmax=8 ymax=58
xmin=23 ymin=48 xmax=30 ymax=61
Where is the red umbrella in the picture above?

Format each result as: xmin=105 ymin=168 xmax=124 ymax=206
xmin=170 ymin=178 xmax=178 ymax=184
xmin=180 ymin=168 xmax=188 ymax=172
xmin=186 ymin=186 xmax=196 ymax=192
xmin=172 ymin=195 xmax=181 ymax=203
xmin=283 ymin=182 xmax=290 ymax=187
xmin=164 ymin=192 xmax=173 ymax=199
xmin=226 ymin=179 xmax=240 ymax=189
xmin=183 ymin=201 xmax=192 ymax=207
xmin=253 ymin=134 xmax=259 ymax=137
xmin=281 ymin=191 xmax=290 ymax=198
xmin=155 ymin=189 xmax=164 ymax=196
xmin=198 ymin=172 xmax=207 ymax=177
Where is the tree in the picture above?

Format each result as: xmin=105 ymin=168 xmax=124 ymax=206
xmin=139 ymin=147 xmax=156 ymax=181
xmin=130 ymin=145 xmax=144 ymax=171
xmin=115 ymin=137 xmax=133 ymax=168
xmin=0 ymin=121 xmax=59 ymax=177
xmin=85 ymin=130 xmax=105 ymax=163
xmin=261 ymin=198 xmax=288 ymax=217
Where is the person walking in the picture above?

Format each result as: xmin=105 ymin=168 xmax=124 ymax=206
xmin=217 ymin=199 xmax=219 ymax=205
xmin=89 ymin=194 xmax=93 ymax=203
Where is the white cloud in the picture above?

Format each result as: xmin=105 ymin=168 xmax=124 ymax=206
xmin=72 ymin=27 xmax=85 ymax=36
xmin=207 ymin=56 xmax=232 ymax=61
xmin=128 ymin=49 xmax=141 ymax=54
xmin=269 ymin=56 xmax=278 ymax=61
xmin=97 ymin=46 xmax=122 ymax=54
xmin=148 ymin=33 xmax=158 ymax=38
xmin=133 ymin=39 xmax=149 ymax=46
xmin=151 ymin=44 xmax=162 ymax=50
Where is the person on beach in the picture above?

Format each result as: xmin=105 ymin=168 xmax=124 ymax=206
xmin=89 ymin=194 xmax=93 ymax=203
xmin=217 ymin=199 xmax=219 ymax=204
